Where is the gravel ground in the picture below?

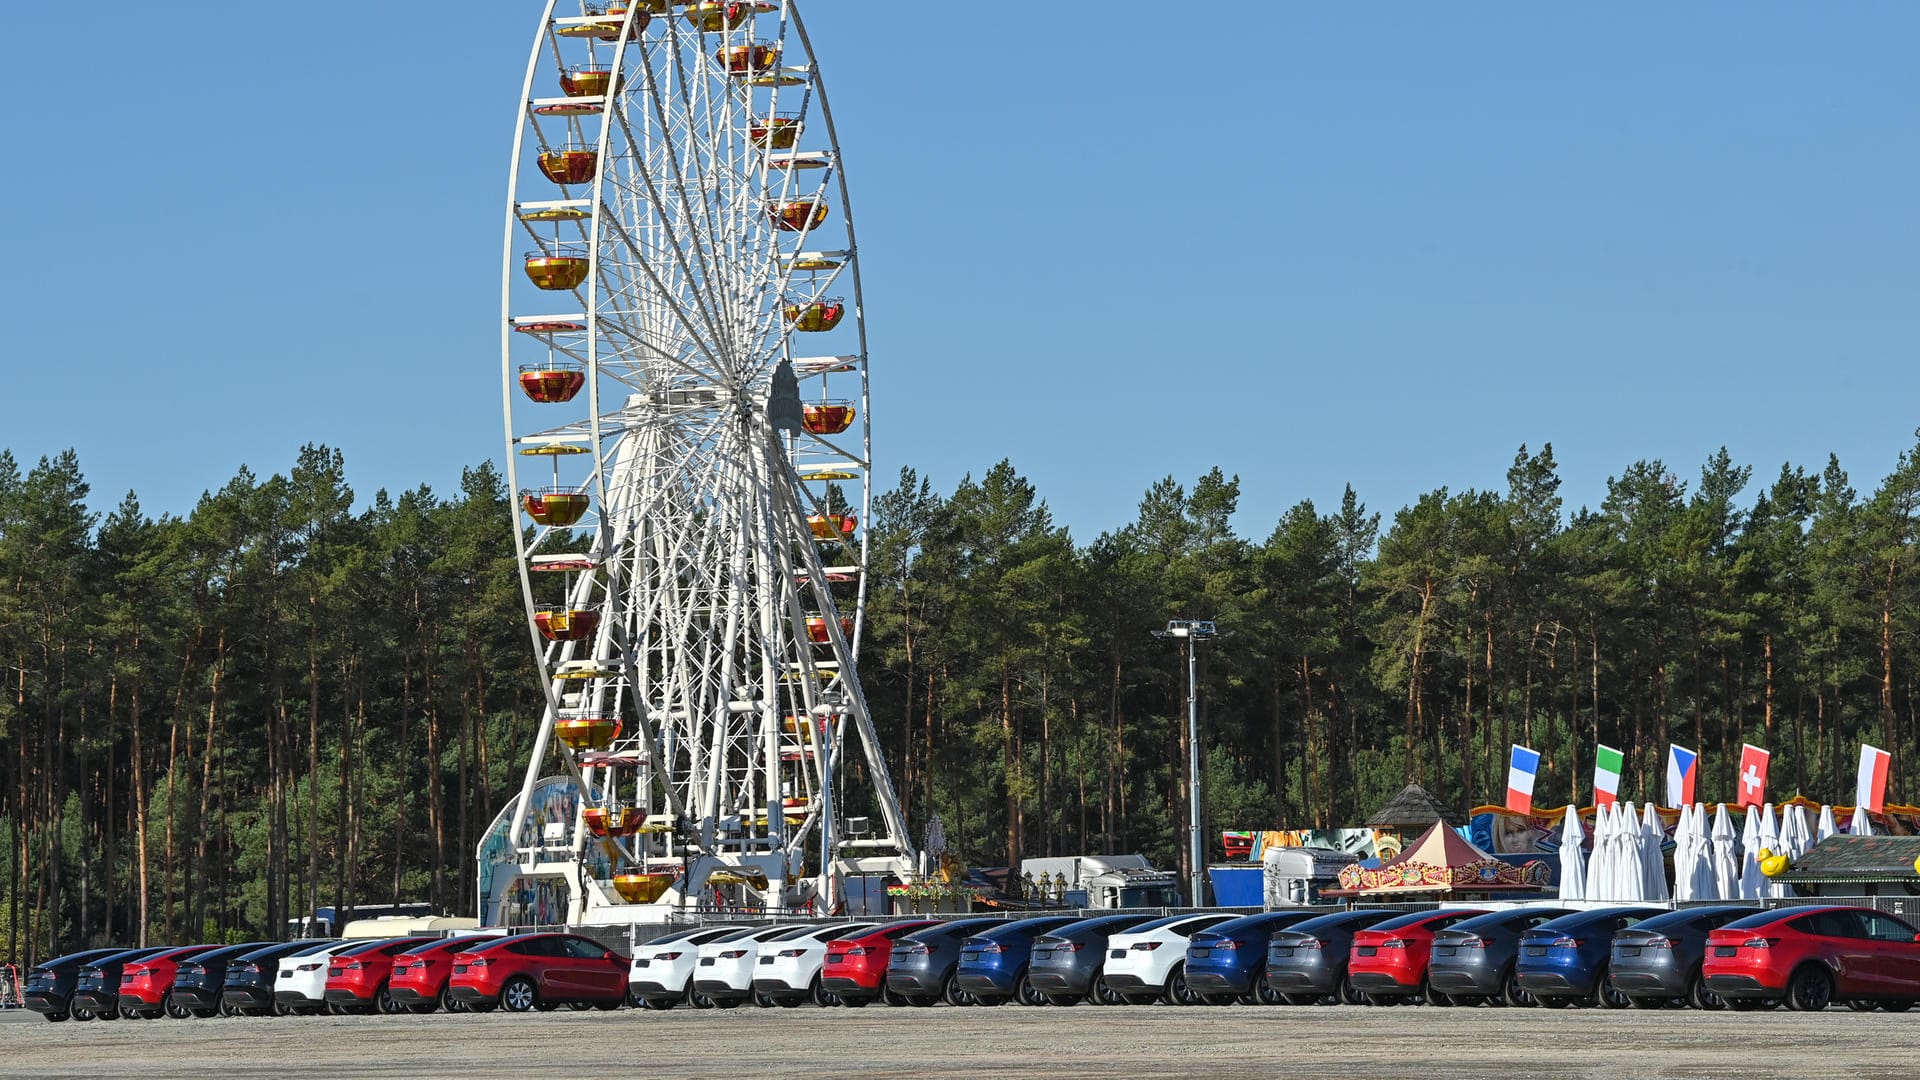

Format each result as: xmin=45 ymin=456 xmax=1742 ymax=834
xmin=4 ymin=1003 xmax=1913 ymax=1080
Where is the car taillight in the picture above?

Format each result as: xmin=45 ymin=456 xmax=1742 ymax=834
xmin=1744 ymin=938 xmax=1778 ymax=949
xmin=1454 ymin=937 xmax=1485 ymax=949
xmin=1642 ymin=937 xmax=1674 ymax=950
xmin=1378 ymin=939 xmax=1406 ymax=950
xmin=233 ymin=963 xmax=257 ymax=974
xmin=296 ymin=963 xmax=323 ymax=972
xmin=1296 ymin=939 xmax=1326 ymax=950
xmin=844 ymin=947 xmax=870 ymax=956
xmin=399 ymin=961 xmax=423 ymax=970
xmin=778 ymin=949 xmax=806 ymax=958
xmin=1057 ymin=943 xmax=1084 ymax=952
xmin=466 ymin=958 xmax=490 ymax=967
xmin=654 ymin=951 xmax=683 ymax=961
xmin=179 ymin=965 xmax=203 ymax=975
xmin=719 ymin=950 xmax=748 ymax=959
xmin=1551 ymin=937 xmax=1584 ymax=949
xmin=1131 ymin=942 xmax=1162 ymax=951
xmin=1213 ymin=940 xmax=1238 ymax=950
xmin=343 ymin=962 xmax=364 ymax=971
xmin=977 ymin=942 xmax=1004 ymax=954
xmin=900 ymin=944 xmax=929 ymax=956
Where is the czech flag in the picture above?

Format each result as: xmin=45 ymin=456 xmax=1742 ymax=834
xmin=1737 ymin=743 xmax=1771 ymax=808
xmin=1506 ymin=745 xmax=1540 ymax=815
xmin=1665 ymin=744 xmax=1697 ymax=808
xmin=1857 ymin=744 xmax=1892 ymax=815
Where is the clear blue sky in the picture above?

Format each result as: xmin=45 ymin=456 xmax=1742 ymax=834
xmin=3 ymin=4 xmax=1915 ymax=540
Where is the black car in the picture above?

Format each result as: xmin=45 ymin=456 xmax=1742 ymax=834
xmin=1264 ymin=909 xmax=1404 ymax=1005
xmin=170 ymin=942 xmax=273 ymax=1018
xmin=1609 ymin=905 xmax=1763 ymax=1009
xmin=71 ymin=947 xmax=170 ymax=1021
xmin=1027 ymin=913 xmax=1155 ymax=1005
xmin=22 ymin=948 xmax=125 ymax=1021
xmin=222 ymin=940 xmax=339 ymax=1016
xmin=884 ymin=918 xmax=1004 ymax=1006
xmin=1427 ymin=907 xmax=1576 ymax=1006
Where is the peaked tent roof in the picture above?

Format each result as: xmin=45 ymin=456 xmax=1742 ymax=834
xmin=1365 ymin=783 xmax=1464 ymax=828
xmin=1378 ymin=819 xmax=1498 ymax=871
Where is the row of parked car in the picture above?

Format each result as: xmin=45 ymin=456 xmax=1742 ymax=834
xmin=23 ymin=902 xmax=1920 ymax=1021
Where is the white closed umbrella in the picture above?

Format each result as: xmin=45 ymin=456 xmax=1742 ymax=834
xmin=1738 ymin=806 xmax=1766 ymax=900
xmin=1671 ymin=804 xmax=1695 ymax=901
xmin=1710 ymin=804 xmax=1741 ymax=901
xmin=1615 ymin=801 xmax=1644 ymax=901
xmin=1817 ymin=805 xmax=1839 ymax=843
xmin=1558 ymin=805 xmax=1588 ymax=902
xmin=1641 ymin=800 xmax=1671 ymax=902
xmin=1783 ymin=804 xmax=1814 ymax=861
xmin=1851 ymin=804 xmax=1874 ymax=837
xmin=1759 ymin=803 xmax=1785 ymax=898
xmin=1687 ymin=803 xmax=1718 ymax=901
xmin=1590 ymin=804 xmax=1616 ymax=901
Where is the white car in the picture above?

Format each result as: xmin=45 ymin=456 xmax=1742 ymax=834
xmin=274 ymin=941 xmax=363 ymax=1014
xmin=751 ymin=922 xmax=875 ymax=1007
xmin=693 ymin=924 xmax=814 ymax=1007
xmin=628 ymin=926 xmax=741 ymax=1009
xmin=1101 ymin=913 xmax=1239 ymax=1005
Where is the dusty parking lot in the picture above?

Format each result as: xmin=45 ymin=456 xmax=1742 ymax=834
xmin=4 ymin=1004 xmax=1913 ymax=1080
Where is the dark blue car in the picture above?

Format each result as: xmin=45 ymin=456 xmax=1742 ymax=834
xmin=953 ymin=916 xmax=1080 ymax=1006
xmin=1184 ymin=911 xmax=1323 ymax=1004
xmin=1515 ymin=907 xmax=1663 ymax=1007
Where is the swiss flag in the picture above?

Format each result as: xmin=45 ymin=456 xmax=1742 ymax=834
xmin=1736 ymin=743 xmax=1771 ymax=808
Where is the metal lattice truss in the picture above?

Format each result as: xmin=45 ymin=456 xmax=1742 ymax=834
xmin=497 ymin=0 xmax=913 ymax=918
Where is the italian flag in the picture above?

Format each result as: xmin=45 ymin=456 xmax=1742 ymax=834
xmin=1593 ymin=744 xmax=1623 ymax=807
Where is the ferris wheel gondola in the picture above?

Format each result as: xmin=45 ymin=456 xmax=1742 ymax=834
xmin=492 ymin=0 xmax=914 ymax=923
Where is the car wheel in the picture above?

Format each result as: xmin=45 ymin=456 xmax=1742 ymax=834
xmin=1092 ymin=977 xmax=1128 ymax=1007
xmin=1535 ymin=995 xmax=1570 ymax=1009
xmin=1338 ymin=970 xmax=1370 ymax=1007
xmin=1846 ymin=999 xmax=1878 ymax=1012
xmin=882 ymin=986 xmax=910 ymax=1008
xmin=1280 ymin=993 xmax=1318 ymax=1006
xmin=120 ymin=1005 xmax=145 ymax=1020
xmin=640 ymin=996 xmax=675 ymax=1011
xmin=94 ymin=1005 xmax=119 ymax=1021
xmin=906 ymin=994 xmax=939 ymax=1007
xmin=942 ymin=973 xmax=974 ymax=1008
xmin=1422 ymin=981 xmax=1454 ymax=1007
xmin=712 ymin=995 xmax=742 ymax=1009
xmin=1045 ymin=994 xmax=1080 ymax=1007
xmin=1727 ymin=997 xmax=1776 ymax=1011
xmin=273 ymin=1002 xmax=294 ymax=1017
xmin=376 ymin=985 xmax=404 ymax=1016
xmin=502 ymin=976 xmax=540 ymax=1013
xmin=218 ymin=999 xmax=238 ymax=1018
xmin=406 ymin=1002 xmax=438 ymax=1015
xmin=566 ymin=1000 xmax=594 ymax=1011
xmin=1880 ymin=999 xmax=1915 ymax=1013
xmin=437 ymin=985 xmax=461 ymax=1014
xmin=1015 ymin=970 xmax=1048 ymax=1007
xmin=810 ymin=975 xmax=839 ymax=1008
xmin=775 ymin=995 xmax=803 ymax=1009
xmin=1629 ymin=996 xmax=1666 ymax=1009
xmin=1687 ymin=969 xmax=1724 ymax=1011
xmin=1164 ymin=963 xmax=1201 ymax=1006
xmin=191 ymin=1006 xmax=218 ymax=1019
xmin=165 ymin=993 xmax=194 ymax=1020
xmin=1597 ymin=969 xmax=1632 ymax=1009
xmin=467 ymin=1001 xmax=498 ymax=1013
xmin=41 ymin=1012 xmax=68 ymax=1023
xmin=592 ymin=999 xmax=621 ymax=1011
xmin=1786 ymin=966 xmax=1833 ymax=1012
xmin=974 ymin=993 xmax=1010 ymax=1006
xmin=840 ymin=995 xmax=869 ymax=1008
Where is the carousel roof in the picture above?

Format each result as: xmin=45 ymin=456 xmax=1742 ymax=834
xmin=1365 ymin=783 xmax=1464 ymax=828
xmin=1329 ymin=820 xmax=1552 ymax=896
xmin=1379 ymin=819 xmax=1497 ymax=871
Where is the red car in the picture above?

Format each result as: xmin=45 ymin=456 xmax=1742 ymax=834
xmin=1348 ymin=909 xmax=1488 ymax=1004
xmin=388 ymin=935 xmax=495 ymax=1013
xmin=820 ymin=920 xmax=941 ymax=1005
xmin=447 ymin=933 xmax=629 ymax=1012
xmin=1703 ymin=905 xmax=1920 ymax=1011
xmin=117 ymin=945 xmax=219 ymax=1019
xmin=324 ymin=937 xmax=439 ymax=1014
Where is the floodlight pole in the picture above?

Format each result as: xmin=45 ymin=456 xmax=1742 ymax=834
xmin=1154 ymin=620 xmax=1219 ymax=907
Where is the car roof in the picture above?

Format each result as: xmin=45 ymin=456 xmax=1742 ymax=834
xmin=904 ymin=918 xmax=1002 ymax=940
xmin=287 ymin=939 xmax=354 ymax=957
xmin=237 ymin=939 xmax=333 ymax=961
xmin=1629 ymin=906 xmax=1763 ymax=931
xmin=192 ymin=942 xmax=275 ymax=962
xmin=1532 ymin=907 xmax=1665 ymax=931
xmin=972 ymin=916 xmax=1077 ymax=939
xmin=1720 ymin=906 xmax=1850 ymax=931
xmin=400 ymin=934 xmax=494 ymax=955
xmin=1277 ymin=910 xmax=1396 ymax=934
xmin=1366 ymin=908 xmax=1488 ymax=932
xmin=36 ymin=947 xmax=126 ymax=969
xmin=1118 ymin=913 xmax=1219 ymax=935
xmin=1203 ymin=910 xmax=1317 ymax=934
xmin=1446 ymin=909 xmax=1573 ymax=931
xmin=1043 ymin=913 xmax=1153 ymax=936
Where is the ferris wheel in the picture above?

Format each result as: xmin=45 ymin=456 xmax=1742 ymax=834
xmin=494 ymin=0 xmax=914 ymax=922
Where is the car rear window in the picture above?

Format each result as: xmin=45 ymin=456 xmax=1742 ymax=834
xmin=1721 ymin=910 xmax=1796 ymax=932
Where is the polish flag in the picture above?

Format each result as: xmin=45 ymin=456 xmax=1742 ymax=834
xmin=1736 ymin=744 xmax=1770 ymax=808
xmin=1857 ymin=745 xmax=1892 ymax=815
xmin=1506 ymin=745 xmax=1540 ymax=815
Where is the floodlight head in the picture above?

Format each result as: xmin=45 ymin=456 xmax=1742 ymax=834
xmin=1164 ymin=619 xmax=1217 ymax=639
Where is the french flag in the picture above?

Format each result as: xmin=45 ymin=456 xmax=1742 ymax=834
xmin=1666 ymin=744 xmax=1698 ymax=808
xmin=1858 ymin=744 xmax=1892 ymax=815
xmin=1506 ymin=745 xmax=1540 ymax=815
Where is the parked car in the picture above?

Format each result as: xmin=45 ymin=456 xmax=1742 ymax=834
xmin=1027 ymin=913 xmax=1156 ymax=1005
xmin=275 ymin=941 xmax=368 ymax=1015
xmin=223 ymin=940 xmax=340 ymax=1016
xmin=1184 ymin=911 xmax=1325 ymax=1004
xmin=693 ymin=924 xmax=818 ymax=1008
xmin=1426 ymin=907 xmax=1576 ymax=1006
xmin=22 ymin=948 xmax=124 ymax=1021
xmin=325 ymin=937 xmax=438 ymax=1014
xmin=73 ymin=947 xmax=172 ymax=1021
xmin=885 ymin=918 xmax=1006 ymax=1006
xmin=119 ymin=945 xmax=221 ymax=1019
xmin=954 ymin=916 xmax=1082 ymax=1005
xmin=819 ymin=920 xmax=941 ymax=1006
xmin=1703 ymin=905 xmax=1920 ymax=1012
xmin=751 ymin=922 xmax=876 ymax=1007
xmin=1515 ymin=906 xmax=1664 ymax=1007
xmin=626 ymin=926 xmax=744 ymax=1009
xmin=1100 ymin=912 xmax=1239 ymax=1005
xmin=388 ymin=935 xmax=496 ymax=1013
xmin=1608 ymin=905 xmax=1763 ymax=1009
xmin=1264 ymin=909 xmax=1406 ymax=1005
xmin=168 ymin=942 xmax=273 ymax=1018
xmin=1348 ymin=909 xmax=1490 ymax=1004
xmin=447 ymin=932 xmax=628 ymax=1012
